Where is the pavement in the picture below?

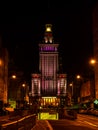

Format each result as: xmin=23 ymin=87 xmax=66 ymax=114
xmin=0 ymin=115 xmax=9 ymax=120
xmin=31 ymin=120 xmax=53 ymax=130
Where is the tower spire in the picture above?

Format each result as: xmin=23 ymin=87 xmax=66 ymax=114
xmin=44 ymin=24 xmax=53 ymax=43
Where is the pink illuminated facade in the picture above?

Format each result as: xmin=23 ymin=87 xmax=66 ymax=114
xmin=31 ymin=24 xmax=67 ymax=106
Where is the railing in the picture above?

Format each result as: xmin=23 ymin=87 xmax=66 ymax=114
xmin=0 ymin=114 xmax=36 ymax=130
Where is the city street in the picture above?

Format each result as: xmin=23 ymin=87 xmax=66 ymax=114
xmin=32 ymin=114 xmax=98 ymax=130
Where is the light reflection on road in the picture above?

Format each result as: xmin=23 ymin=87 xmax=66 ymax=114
xmin=76 ymin=114 xmax=98 ymax=128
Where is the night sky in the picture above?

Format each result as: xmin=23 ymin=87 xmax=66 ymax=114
xmin=0 ymin=0 xmax=97 ymax=79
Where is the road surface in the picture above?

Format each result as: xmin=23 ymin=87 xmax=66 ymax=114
xmin=48 ymin=114 xmax=98 ymax=130
xmin=32 ymin=114 xmax=98 ymax=130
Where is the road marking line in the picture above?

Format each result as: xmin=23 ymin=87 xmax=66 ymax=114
xmin=45 ymin=120 xmax=53 ymax=130
xmin=2 ymin=120 xmax=18 ymax=127
xmin=84 ymin=121 xmax=98 ymax=127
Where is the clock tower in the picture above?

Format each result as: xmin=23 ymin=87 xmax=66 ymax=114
xmin=31 ymin=24 xmax=67 ymax=107
xmin=39 ymin=24 xmax=59 ymax=96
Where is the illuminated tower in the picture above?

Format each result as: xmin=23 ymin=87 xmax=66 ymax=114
xmin=39 ymin=24 xmax=59 ymax=96
xmin=31 ymin=24 xmax=67 ymax=107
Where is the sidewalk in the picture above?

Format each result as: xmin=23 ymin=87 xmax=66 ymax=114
xmin=0 ymin=115 xmax=9 ymax=121
xmin=31 ymin=120 xmax=53 ymax=130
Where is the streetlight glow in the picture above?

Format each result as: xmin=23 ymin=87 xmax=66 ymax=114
xmin=0 ymin=59 xmax=2 ymax=66
xmin=22 ymin=83 xmax=26 ymax=87
xmin=69 ymin=83 xmax=73 ymax=86
xmin=76 ymin=75 xmax=80 ymax=79
xmin=90 ymin=59 xmax=96 ymax=65
xmin=12 ymin=75 xmax=16 ymax=79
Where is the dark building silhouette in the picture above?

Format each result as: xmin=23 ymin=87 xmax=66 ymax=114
xmin=0 ymin=37 xmax=8 ymax=104
xmin=92 ymin=2 xmax=98 ymax=99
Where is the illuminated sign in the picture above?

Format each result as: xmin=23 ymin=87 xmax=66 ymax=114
xmin=94 ymin=99 xmax=98 ymax=104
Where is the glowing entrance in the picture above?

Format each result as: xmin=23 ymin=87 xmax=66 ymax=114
xmin=40 ymin=97 xmax=60 ymax=107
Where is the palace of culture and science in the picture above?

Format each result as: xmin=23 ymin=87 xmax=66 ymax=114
xmin=30 ymin=24 xmax=67 ymax=107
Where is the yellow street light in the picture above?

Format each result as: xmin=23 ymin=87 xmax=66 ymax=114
xmin=11 ymin=75 xmax=16 ymax=79
xmin=69 ymin=83 xmax=73 ymax=86
xmin=76 ymin=75 xmax=81 ymax=79
xmin=90 ymin=59 xmax=96 ymax=65
xmin=69 ymin=82 xmax=73 ymax=96
xmin=0 ymin=59 xmax=3 ymax=66
xmin=22 ymin=83 xmax=26 ymax=87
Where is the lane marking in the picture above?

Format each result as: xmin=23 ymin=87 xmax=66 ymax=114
xmin=84 ymin=121 xmax=98 ymax=127
xmin=45 ymin=120 xmax=53 ymax=130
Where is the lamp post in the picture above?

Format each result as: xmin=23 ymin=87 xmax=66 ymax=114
xmin=69 ymin=82 xmax=74 ymax=105
xmin=22 ymin=83 xmax=30 ymax=108
xmin=89 ymin=59 xmax=96 ymax=105
xmin=76 ymin=75 xmax=81 ymax=103
xmin=80 ymin=58 xmax=96 ymax=109
xmin=22 ymin=83 xmax=26 ymax=101
xmin=72 ymin=74 xmax=82 ymax=104
xmin=69 ymin=82 xmax=73 ymax=97
xmin=68 ymin=75 xmax=81 ymax=105
xmin=8 ymin=74 xmax=25 ymax=108
xmin=8 ymin=74 xmax=17 ymax=108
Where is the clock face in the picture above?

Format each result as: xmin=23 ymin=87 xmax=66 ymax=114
xmin=46 ymin=27 xmax=51 ymax=32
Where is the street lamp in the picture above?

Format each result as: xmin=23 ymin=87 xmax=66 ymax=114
xmin=76 ymin=75 xmax=81 ymax=79
xmin=69 ymin=83 xmax=73 ymax=97
xmin=21 ymin=82 xmax=29 ymax=108
xmin=22 ymin=83 xmax=26 ymax=87
xmin=0 ymin=59 xmax=3 ymax=66
xmin=89 ymin=58 xmax=96 ymax=102
xmin=68 ymin=75 xmax=82 ymax=105
xmin=11 ymin=75 xmax=16 ymax=79
xmin=74 ymin=75 xmax=82 ymax=104
xmin=89 ymin=59 xmax=96 ymax=65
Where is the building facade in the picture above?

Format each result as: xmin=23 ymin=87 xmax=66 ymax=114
xmin=31 ymin=24 xmax=67 ymax=107
xmin=0 ymin=38 xmax=8 ymax=105
xmin=8 ymin=71 xmax=29 ymax=108
xmin=92 ymin=2 xmax=98 ymax=99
